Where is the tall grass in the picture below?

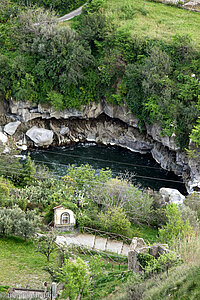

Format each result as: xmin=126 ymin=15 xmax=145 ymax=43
xmin=104 ymin=0 xmax=200 ymax=45
xmin=171 ymin=232 xmax=200 ymax=266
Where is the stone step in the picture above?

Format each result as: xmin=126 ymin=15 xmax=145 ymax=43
xmin=106 ymin=239 xmax=124 ymax=255
xmin=94 ymin=236 xmax=107 ymax=251
xmin=74 ymin=233 xmax=95 ymax=249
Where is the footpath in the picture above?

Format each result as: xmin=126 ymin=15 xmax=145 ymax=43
xmin=57 ymin=4 xmax=85 ymax=22
xmin=56 ymin=233 xmax=130 ymax=256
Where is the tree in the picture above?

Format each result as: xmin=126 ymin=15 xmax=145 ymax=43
xmin=0 ymin=208 xmax=13 ymax=238
xmin=190 ymin=116 xmax=200 ymax=148
xmin=15 ymin=7 xmax=93 ymax=90
xmin=0 ymin=176 xmax=10 ymax=206
xmin=159 ymin=204 xmax=194 ymax=245
xmin=0 ymin=147 xmax=25 ymax=186
xmin=65 ymin=164 xmax=112 ymax=193
xmin=35 ymin=229 xmax=57 ymax=261
xmin=21 ymin=154 xmax=36 ymax=186
xmin=179 ymin=205 xmax=199 ymax=230
xmin=0 ymin=206 xmax=40 ymax=241
xmin=57 ymin=257 xmax=90 ymax=300
xmin=17 ymin=210 xmax=40 ymax=242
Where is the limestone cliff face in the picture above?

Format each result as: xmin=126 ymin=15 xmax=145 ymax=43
xmin=0 ymin=98 xmax=199 ymax=193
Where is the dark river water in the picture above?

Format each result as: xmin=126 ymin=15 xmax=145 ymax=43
xmin=30 ymin=143 xmax=187 ymax=194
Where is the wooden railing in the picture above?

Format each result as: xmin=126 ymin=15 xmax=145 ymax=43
xmin=81 ymin=227 xmax=132 ymax=245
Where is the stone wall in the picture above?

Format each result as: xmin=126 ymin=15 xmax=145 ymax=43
xmin=128 ymin=238 xmax=171 ymax=273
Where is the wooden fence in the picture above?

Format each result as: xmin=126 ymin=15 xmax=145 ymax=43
xmin=81 ymin=226 xmax=132 ymax=245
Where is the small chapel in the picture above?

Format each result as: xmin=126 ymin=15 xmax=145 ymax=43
xmin=53 ymin=205 xmax=76 ymax=232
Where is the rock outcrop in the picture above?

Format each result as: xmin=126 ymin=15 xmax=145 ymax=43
xmin=26 ymin=126 xmax=54 ymax=147
xmin=159 ymin=0 xmax=200 ymax=12
xmin=0 ymin=98 xmax=199 ymax=192
xmin=159 ymin=188 xmax=185 ymax=206
xmin=8 ymin=98 xmax=139 ymax=127
xmin=129 ymin=237 xmax=147 ymax=251
xmin=146 ymin=124 xmax=179 ymax=151
xmin=4 ymin=121 xmax=21 ymax=136
xmin=0 ymin=132 xmax=8 ymax=144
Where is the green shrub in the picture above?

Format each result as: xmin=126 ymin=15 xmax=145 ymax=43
xmin=0 ymin=177 xmax=10 ymax=205
xmin=190 ymin=116 xmax=200 ymax=148
xmin=57 ymin=257 xmax=90 ymax=300
xmin=91 ymin=178 xmax=153 ymax=225
xmin=47 ymin=91 xmax=64 ymax=110
xmin=77 ymin=213 xmax=94 ymax=228
xmin=138 ymin=252 xmax=182 ymax=278
xmin=180 ymin=204 xmax=199 ymax=229
xmin=137 ymin=253 xmax=155 ymax=269
xmin=184 ymin=192 xmax=200 ymax=220
xmin=159 ymin=204 xmax=194 ymax=245
xmin=97 ymin=207 xmax=132 ymax=237
xmin=0 ymin=285 xmax=9 ymax=293
xmin=83 ymin=0 xmax=106 ymax=14
xmin=11 ymin=0 xmax=86 ymax=15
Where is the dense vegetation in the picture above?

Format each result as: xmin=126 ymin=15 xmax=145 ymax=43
xmin=10 ymin=0 xmax=86 ymax=15
xmin=0 ymin=153 xmax=200 ymax=298
xmin=115 ymin=234 xmax=200 ymax=299
xmin=0 ymin=0 xmax=200 ymax=149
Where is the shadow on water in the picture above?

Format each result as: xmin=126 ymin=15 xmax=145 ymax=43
xmin=30 ymin=143 xmax=187 ymax=194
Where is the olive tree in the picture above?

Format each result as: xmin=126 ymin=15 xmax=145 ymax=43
xmin=0 ymin=206 xmax=40 ymax=241
xmin=34 ymin=229 xmax=57 ymax=261
xmin=0 ymin=208 xmax=13 ymax=238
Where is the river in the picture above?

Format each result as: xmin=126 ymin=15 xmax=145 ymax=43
xmin=30 ymin=143 xmax=187 ymax=194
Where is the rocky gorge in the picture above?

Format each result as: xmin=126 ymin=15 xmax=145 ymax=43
xmin=0 ymin=98 xmax=199 ymax=193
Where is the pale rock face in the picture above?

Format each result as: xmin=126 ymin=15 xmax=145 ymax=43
xmin=6 ymin=98 xmax=200 ymax=192
xmin=130 ymin=237 xmax=147 ymax=251
xmin=26 ymin=126 xmax=54 ymax=147
xmin=146 ymin=124 xmax=179 ymax=151
xmin=9 ymin=99 xmax=139 ymax=126
xmin=74 ymin=119 xmax=152 ymax=153
xmin=0 ymin=132 xmax=8 ymax=144
xmin=60 ymin=126 xmax=70 ymax=136
xmin=159 ymin=188 xmax=185 ymax=205
xmin=186 ymin=153 xmax=200 ymax=193
xmin=102 ymin=101 xmax=139 ymax=127
xmin=82 ymin=101 xmax=103 ymax=119
xmin=4 ymin=121 xmax=21 ymax=136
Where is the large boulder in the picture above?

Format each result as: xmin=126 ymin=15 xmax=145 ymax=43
xmin=60 ymin=126 xmax=70 ymax=136
xmin=4 ymin=121 xmax=21 ymax=136
xmin=26 ymin=126 xmax=54 ymax=147
xmin=0 ymin=132 xmax=8 ymax=145
xmin=130 ymin=237 xmax=147 ymax=251
xmin=159 ymin=187 xmax=185 ymax=205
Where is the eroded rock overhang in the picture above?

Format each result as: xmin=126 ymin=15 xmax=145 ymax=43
xmin=1 ymin=98 xmax=199 ymax=193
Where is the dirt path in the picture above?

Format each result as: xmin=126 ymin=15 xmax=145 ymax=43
xmin=57 ymin=4 xmax=86 ymax=22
